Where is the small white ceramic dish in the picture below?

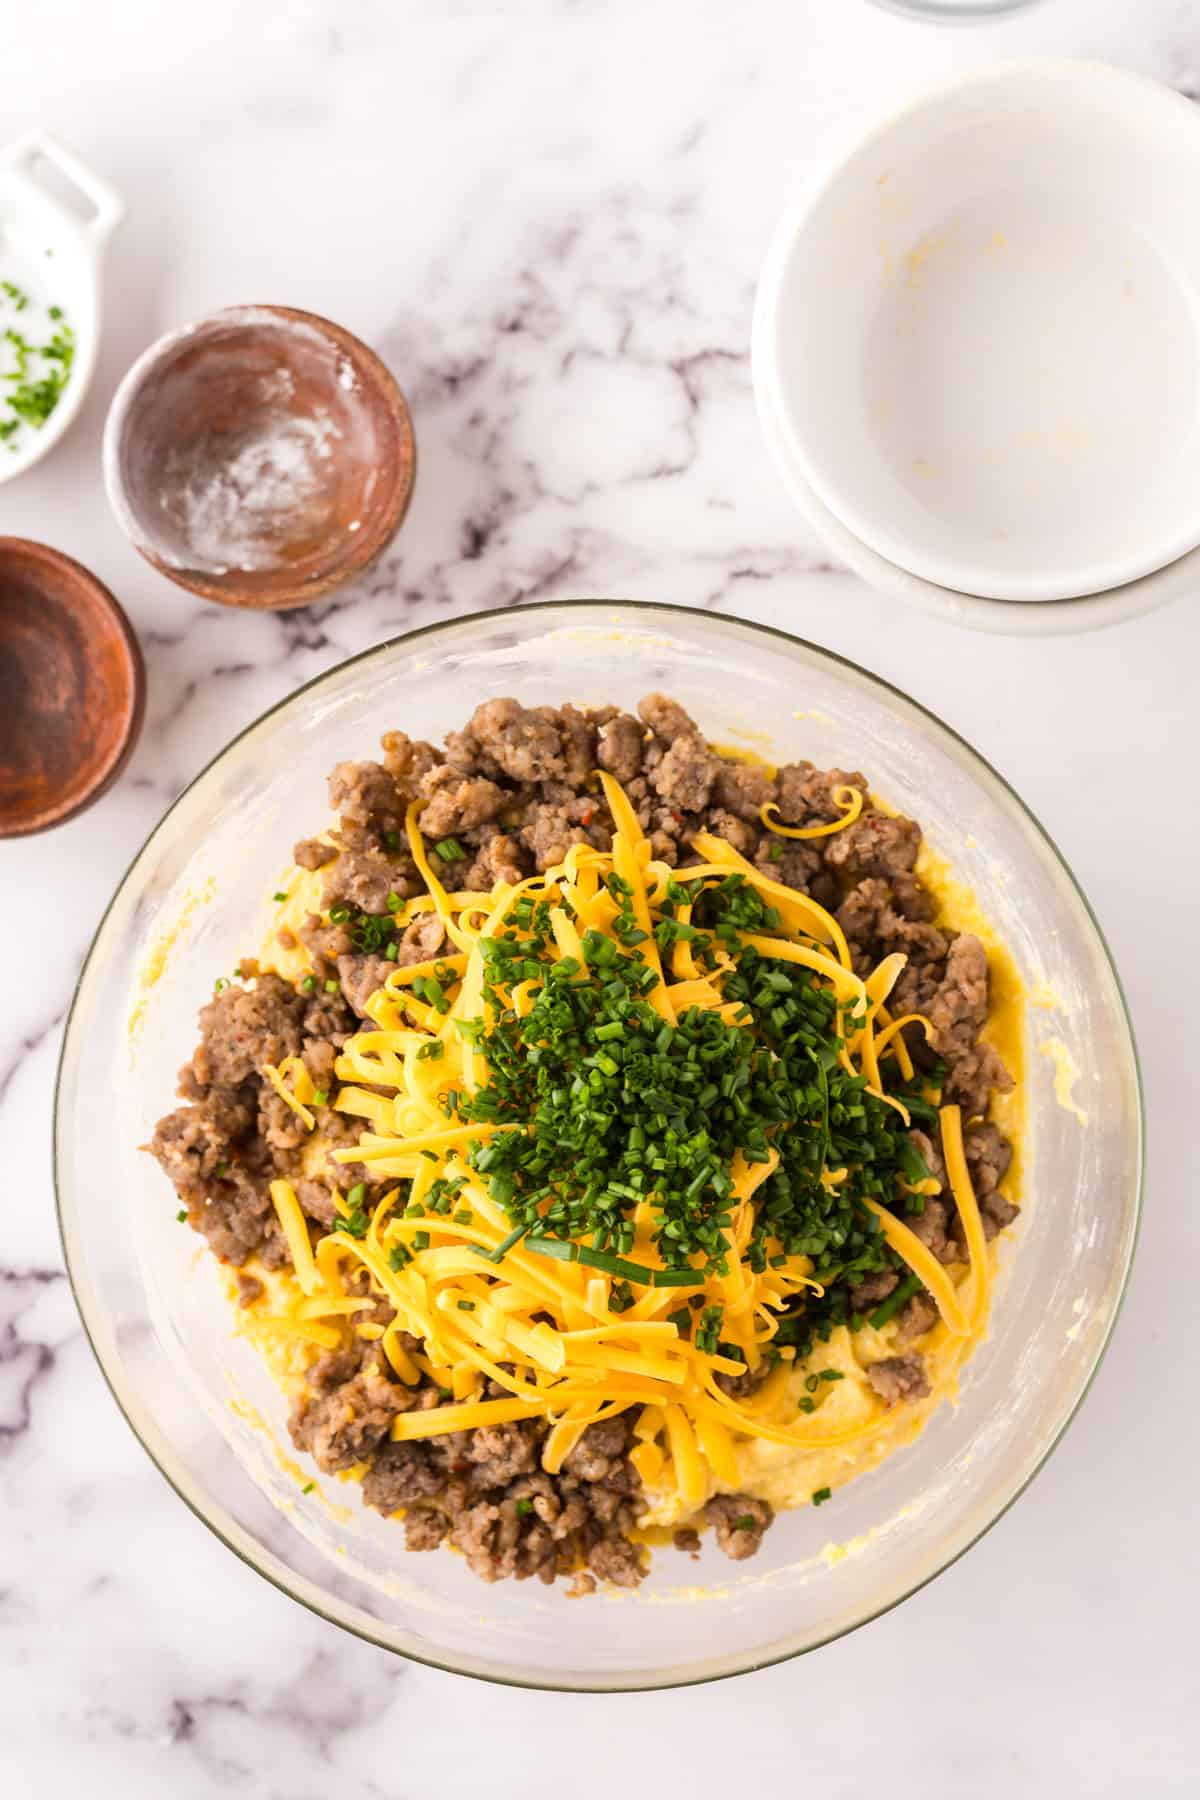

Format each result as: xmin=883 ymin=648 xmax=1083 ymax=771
xmin=754 ymin=61 xmax=1200 ymax=604
xmin=756 ymin=357 xmax=1200 ymax=636
xmin=0 ymin=132 xmax=123 ymax=484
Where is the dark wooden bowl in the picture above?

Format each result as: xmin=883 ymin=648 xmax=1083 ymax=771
xmin=103 ymin=305 xmax=417 ymax=612
xmin=0 ymin=539 xmax=145 ymax=837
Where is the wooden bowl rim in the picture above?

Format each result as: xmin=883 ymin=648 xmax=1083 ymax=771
xmin=0 ymin=536 xmax=146 ymax=836
xmin=104 ymin=304 xmax=417 ymax=613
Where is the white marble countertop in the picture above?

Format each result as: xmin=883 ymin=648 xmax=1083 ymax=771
xmin=2 ymin=1 xmax=1196 ymax=1793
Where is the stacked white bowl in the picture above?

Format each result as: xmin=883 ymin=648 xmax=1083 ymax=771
xmin=753 ymin=61 xmax=1200 ymax=634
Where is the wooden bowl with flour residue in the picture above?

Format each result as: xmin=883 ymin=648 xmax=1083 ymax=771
xmin=103 ymin=306 xmax=416 ymax=611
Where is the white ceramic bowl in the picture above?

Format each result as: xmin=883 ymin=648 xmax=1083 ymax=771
xmin=756 ymin=357 xmax=1200 ymax=636
xmin=754 ymin=61 xmax=1200 ymax=604
xmin=0 ymin=132 xmax=123 ymax=484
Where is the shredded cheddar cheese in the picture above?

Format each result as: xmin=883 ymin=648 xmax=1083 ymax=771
xmin=760 ymin=783 xmax=864 ymax=840
xmin=246 ymin=772 xmax=1010 ymax=1525
xmin=261 ymin=1061 xmax=316 ymax=1131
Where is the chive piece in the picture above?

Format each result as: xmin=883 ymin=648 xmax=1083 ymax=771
xmin=273 ymin=890 xmax=288 ymax=902
xmin=412 ymin=1230 xmax=430 ymax=1251
xmin=456 ymin=1298 xmax=476 ymax=1311
xmin=312 ymin=1089 xmax=328 ymax=1108
xmin=514 ymin=1497 xmax=534 ymax=1517
xmin=868 ymin=1273 xmax=922 ymax=1330
xmin=325 ymin=979 xmax=340 ymax=993
xmin=433 ymin=836 xmax=467 ymax=863
xmin=812 ymin=1486 xmax=832 ymax=1507
xmin=176 ymin=1209 xmax=188 ymax=1223
xmin=346 ymin=1183 xmax=365 ymax=1208
xmin=522 ymin=1237 xmax=688 ymax=1290
xmin=213 ymin=977 xmax=229 ymax=994
xmin=214 ymin=1162 xmax=229 ymax=1179
xmin=898 ymin=1139 xmax=933 ymax=1186
xmin=575 ymin=1245 xmax=656 ymax=1284
xmin=301 ymin=975 xmax=316 ymax=993
xmin=470 ymin=1223 xmax=531 ymax=1265
xmin=525 ymin=1235 xmax=576 ymax=1264
xmin=386 ymin=891 xmax=402 ymax=912
xmin=733 ymin=1514 xmax=757 ymax=1531
xmin=302 ymin=1481 xmax=315 ymax=1494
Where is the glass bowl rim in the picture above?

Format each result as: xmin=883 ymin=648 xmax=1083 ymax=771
xmin=53 ymin=598 xmax=1144 ymax=1691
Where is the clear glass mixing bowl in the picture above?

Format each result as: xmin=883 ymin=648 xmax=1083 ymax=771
xmin=55 ymin=602 xmax=1141 ymax=1690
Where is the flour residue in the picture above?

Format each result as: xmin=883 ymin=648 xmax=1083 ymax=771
xmin=166 ymin=409 xmax=342 ymax=573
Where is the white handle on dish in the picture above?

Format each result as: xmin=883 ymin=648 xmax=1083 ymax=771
xmin=0 ymin=130 xmax=124 ymax=257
